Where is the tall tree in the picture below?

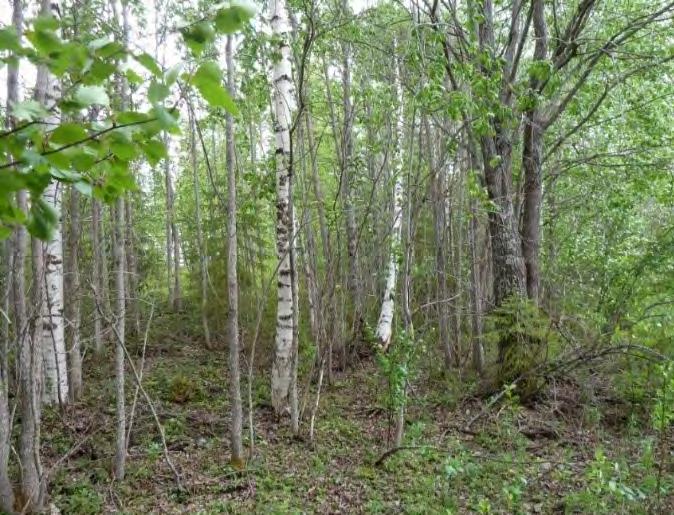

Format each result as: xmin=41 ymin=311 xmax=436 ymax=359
xmin=65 ymin=186 xmax=82 ymax=400
xmin=375 ymin=47 xmax=405 ymax=349
xmin=189 ymin=107 xmax=210 ymax=349
xmin=224 ymin=35 xmax=244 ymax=464
xmin=38 ymin=0 xmax=69 ymax=406
xmin=0 ymin=1 xmax=23 ymax=510
xmin=270 ymin=0 xmax=298 ymax=415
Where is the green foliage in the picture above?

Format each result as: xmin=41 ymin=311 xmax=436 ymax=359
xmin=652 ymin=362 xmax=674 ymax=430
xmin=376 ymin=329 xmax=418 ymax=411
xmin=192 ymin=61 xmax=239 ymax=115
xmin=485 ymin=296 xmax=557 ymax=398
xmin=0 ymin=2 xmax=253 ymax=240
xmin=55 ymin=480 xmax=103 ymax=514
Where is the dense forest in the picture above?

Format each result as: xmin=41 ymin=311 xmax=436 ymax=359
xmin=0 ymin=0 xmax=673 ymax=512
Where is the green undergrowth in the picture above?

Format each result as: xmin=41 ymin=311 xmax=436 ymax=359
xmin=41 ymin=315 xmax=672 ymax=514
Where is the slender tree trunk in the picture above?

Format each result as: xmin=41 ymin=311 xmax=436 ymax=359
xmin=521 ymin=0 xmax=548 ymax=304
xmin=0 ymin=3 xmax=22 ymax=509
xmin=425 ymin=116 xmax=453 ymax=368
xmin=172 ymin=214 xmax=181 ymax=311
xmin=339 ymin=0 xmax=362 ymax=338
xmin=35 ymin=0 xmax=68 ymax=405
xmin=112 ymin=0 xmax=130 ymax=480
xmin=92 ymin=199 xmax=105 ymax=352
xmin=66 ymin=187 xmax=82 ymax=400
xmin=270 ymin=0 xmax=297 ymax=416
xmin=113 ymin=197 xmax=126 ymax=480
xmin=375 ymin=51 xmax=405 ymax=349
xmin=20 ymin=232 xmax=45 ymax=511
xmin=189 ymin=108 xmax=211 ymax=349
xmin=0 ymin=240 xmax=11 ymax=514
xmin=164 ymin=150 xmax=174 ymax=309
xmin=469 ymin=197 xmax=485 ymax=373
xmin=224 ymin=35 xmax=244 ymax=465
xmin=125 ymin=199 xmax=141 ymax=334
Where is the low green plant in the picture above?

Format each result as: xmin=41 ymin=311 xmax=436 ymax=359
xmin=56 ymin=481 xmax=102 ymax=514
xmin=484 ymin=296 xmax=558 ymax=399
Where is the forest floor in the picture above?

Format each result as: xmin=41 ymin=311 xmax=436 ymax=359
xmin=42 ymin=314 xmax=673 ymax=514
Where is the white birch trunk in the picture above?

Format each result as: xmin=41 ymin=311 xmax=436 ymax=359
xmin=270 ymin=0 xmax=297 ymax=415
xmin=375 ymin=51 xmax=405 ymax=349
xmin=38 ymin=0 xmax=68 ymax=406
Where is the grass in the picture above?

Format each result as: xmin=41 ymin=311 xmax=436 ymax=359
xmin=41 ymin=316 xmax=673 ymax=514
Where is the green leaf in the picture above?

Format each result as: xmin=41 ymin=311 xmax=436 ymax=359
xmin=135 ymin=53 xmax=162 ymax=76
xmin=148 ymin=81 xmax=170 ymax=104
xmin=192 ymin=61 xmax=239 ymax=115
xmin=140 ymin=139 xmax=167 ymax=166
xmin=125 ymin=69 xmax=144 ymax=85
xmin=108 ymin=131 xmax=138 ymax=161
xmin=74 ymin=85 xmax=110 ymax=107
xmin=50 ymin=123 xmax=88 ymax=145
xmin=27 ymin=197 xmax=58 ymax=240
xmin=70 ymin=151 xmax=97 ymax=172
xmin=50 ymin=168 xmax=82 ymax=181
xmin=164 ymin=64 xmax=182 ymax=87
xmin=84 ymin=60 xmax=117 ymax=84
xmin=11 ymin=100 xmax=50 ymax=122
xmin=0 ymin=27 xmax=21 ymax=52
xmin=181 ymin=22 xmax=215 ymax=56
xmin=28 ymin=16 xmax=62 ymax=56
xmin=152 ymin=106 xmax=180 ymax=134
xmin=74 ymin=180 xmax=93 ymax=196
xmin=214 ymin=2 xmax=256 ymax=34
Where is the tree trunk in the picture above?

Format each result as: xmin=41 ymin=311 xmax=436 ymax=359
xmin=92 ymin=199 xmax=105 ymax=352
xmin=477 ymin=0 xmax=527 ymax=309
xmin=481 ymin=135 xmax=527 ymax=306
xmin=224 ymin=34 xmax=244 ymax=465
xmin=172 ymin=213 xmax=181 ymax=311
xmin=0 ymin=3 xmax=22 ymax=509
xmin=36 ymin=0 xmax=68 ymax=406
xmin=189 ymin=107 xmax=211 ymax=349
xmin=469 ymin=197 xmax=485 ymax=373
xmin=20 ymin=232 xmax=46 ymax=511
xmin=521 ymin=0 xmax=548 ymax=304
xmin=125 ymin=199 xmax=141 ymax=334
xmin=375 ymin=51 xmax=405 ymax=349
xmin=427 ymin=120 xmax=453 ymax=369
xmin=113 ymin=197 xmax=126 ymax=480
xmin=270 ymin=0 xmax=297 ymax=416
xmin=112 ymin=0 xmax=130 ymax=480
xmin=66 ymin=187 xmax=82 ymax=400
xmin=339 ymin=0 xmax=362 ymax=338
xmin=164 ymin=148 xmax=174 ymax=309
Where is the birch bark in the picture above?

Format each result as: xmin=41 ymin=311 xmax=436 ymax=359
xmin=270 ymin=0 xmax=297 ymax=415
xmin=375 ymin=52 xmax=405 ymax=349
xmin=37 ymin=0 xmax=68 ymax=406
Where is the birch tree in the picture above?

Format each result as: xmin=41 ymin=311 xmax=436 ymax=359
xmin=375 ymin=50 xmax=405 ymax=349
xmin=38 ymin=0 xmax=69 ymax=405
xmin=270 ymin=0 xmax=298 ymax=415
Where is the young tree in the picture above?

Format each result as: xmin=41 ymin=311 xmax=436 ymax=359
xmin=224 ymin=35 xmax=244 ymax=464
xmin=38 ymin=0 xmax=69 ymax=406
xmin=270 ymin=0 xmax=298 ymax=416
xmin=375 ymin=49 xmax=405 ymax=349
xmin=65 ymin=185 xmax=83 ymax=400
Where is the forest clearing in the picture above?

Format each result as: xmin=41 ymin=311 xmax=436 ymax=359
xmin=0 ymin=0 xmax=673 ymax=513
